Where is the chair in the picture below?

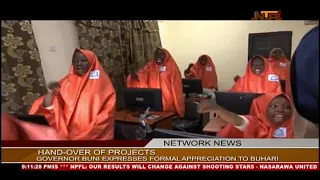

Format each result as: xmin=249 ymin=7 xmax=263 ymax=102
xmin=172 ymin=100 xmax=203 ymax=133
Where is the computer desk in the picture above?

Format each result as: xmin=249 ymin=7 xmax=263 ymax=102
xmin=185 ymin=94 xmax=209 ymax=102
xmin=185 ymin=96 xmax=205 ymax=103
xmin=115 ymin=110 xmax=178 ymax=130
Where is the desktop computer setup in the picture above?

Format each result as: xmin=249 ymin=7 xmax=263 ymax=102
xmin=182 ymin=78 xmax=262 ymax=115
xmin=182 ymin=79 xmax=203 ymax=98
xmin=123 ymin=88 xmax=163 ymax=117
xmin=9 ymin=83 xmax=262 ymax=139
xmin=122 ymin=86 xmax=262 ymax=138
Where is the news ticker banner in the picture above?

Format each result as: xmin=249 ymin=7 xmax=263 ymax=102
xmin=1 ymin=139 xmax=319 ymax=171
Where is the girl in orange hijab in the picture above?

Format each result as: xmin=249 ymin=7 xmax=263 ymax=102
xmin=29 ymin=48 xmax=116 ymax=140
xmin=185 ymin=55 xmax=218 ymax=90
xmin=269 ymin=48 xmax=292 ymax=97
xmin=127 ymin=48 xmax=185 ymax=117
xmin=198 ymin=93 xmax=293 ymax=138
xmin=1 ymin=113 xmax=66 ymax=140
xmin=268 ymin=48 xmax=290 ymax=80
xmin=229 ymin=55 xmax=282 ymax=93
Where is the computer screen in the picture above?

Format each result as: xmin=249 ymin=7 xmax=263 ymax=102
xmin=123 ymin=88 xmax=163 ymax=111
xmin=152 ymin=128 xmax=215 ymax=138
xmin=182 ymin=78 xmax=203 ymax=97
xmin=214 ymin=91 xmax=262 ymax=115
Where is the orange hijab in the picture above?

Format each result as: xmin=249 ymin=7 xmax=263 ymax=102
xmin=136 ymin=48 xmax=185 ymax=117
xmin=229 ymin=56 xmax=282 ymax=93
xmin=29 ymin=48 xmax=116 ymax=140
xmin=268 ymin=48 xmax=291 ymax=97
xmin=187 ymin=55 xmax=218 ymax=89
xmin=243 ymin=93 xmax=293 ymax=138
xmin=126 ymin=68 xmax=148 ymax=88
xmin=218 ymin=93 xmax=293 ymax=138
xmin=268 ymin=48 xmax=290 ymax=80
xmin=1 ymin=113 xmax=66 ymax=140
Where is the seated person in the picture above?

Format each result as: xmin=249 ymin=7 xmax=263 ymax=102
xmin=229 ymin=55 xmax=282 ymax=93
xmin=1 ymin=113 xmax=66 ymax=140
xmin=198 ymin=92 xmax=293 ymax=138
xmin=184 ymin=63 xmax=194 ymax=78
xmin=184 ymin=55 xmax=218 ymax=90
xmin=29 ymin=48 xmax=116 ymax=140
xmin=128 ymin=48 xmax=185 ymax=118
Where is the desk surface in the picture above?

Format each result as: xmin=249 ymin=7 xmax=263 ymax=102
xmin=185 ymin=96 xmax=208 ymax=102
xmin=115 ymin=110 xmax=177 ymax=125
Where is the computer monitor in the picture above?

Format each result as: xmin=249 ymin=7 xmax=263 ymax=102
xmin=11 ymin=114 xmax=49 ymax=126
xmin=152 ymin=128 xmax=215 ymax=138
xmin=123 ymin=88 xmax=163 ymax=112
xmin=214 ymin=92 xmax=262 ymax=115
xmin=182 ymin=78 xmax=203 ymax=98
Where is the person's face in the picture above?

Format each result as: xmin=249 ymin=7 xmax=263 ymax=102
xmin=72 ymin=51 xmax=89 ymax=75
xmin=154 ymin=48 xmax=165 ymax=65
xmin=266 ymin=96 xmax=292 ymax=126
xmin=250 ymin=57 xmax=265 ymax=75
xmin=271 ymin=49 xmax=283 ymax=60
xmin=199 ymin=56 xmax=208 ymax=65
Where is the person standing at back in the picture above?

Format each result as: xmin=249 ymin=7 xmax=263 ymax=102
xmin=128 ymin=48 xmax=185 ymax=118
xmin=184 ymin=55 xmax=218 ymax=90
xmin=229 ymin=55 xmax=282 ymax=93
xmin=268 ymin=48 xmax=291 ymax=96
xmin=268 ymin=48 xmax=290 ymax=81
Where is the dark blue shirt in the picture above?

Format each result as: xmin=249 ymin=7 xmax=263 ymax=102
xmin=290 ymin=25 xmax=319 ymax=124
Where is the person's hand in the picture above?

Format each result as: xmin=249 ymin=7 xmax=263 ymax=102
xmin=43 ymin=81 xmax=60 ymax=107
xmin=188 ymin=64 xmax=194 ymax=69
xmin=184 ymin=64 xmax=193 ymax=75
xmin=130 ymin=72 xmax=138 ymax=80
xmin=207 ymin=116 xmax=227 ymax=132
xmin=203 ymin=88 xmax=215 ymax=97
xmin=129 ymin=64 xmax=139 ymax=80
xmin=46 ymin=81 xmax=60 ymax=94
xmin=197 ymin=99 xmax=220 ymax=114
xmin=234 ymin=75 xmax=240 ymax=82
xmin=184 ymin=69 xmax=191 ymax=75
